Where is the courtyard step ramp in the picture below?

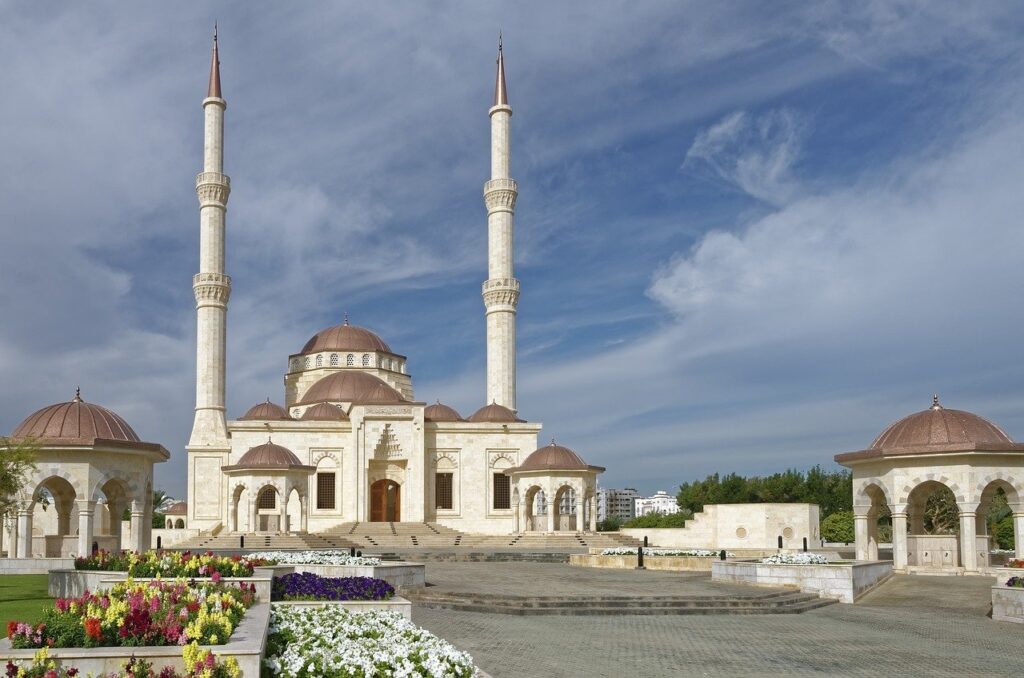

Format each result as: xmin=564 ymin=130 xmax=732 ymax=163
xmin=406 ymin=590 xmax=835 ymax=616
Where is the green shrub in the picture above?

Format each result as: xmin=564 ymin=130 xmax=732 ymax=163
xmin=996 ymin=515 xmax=1015 ymax=550
xmin=621 ymin=511 xmax=692 ymax=529
xmin=596 ymin=517 xmax=621 ymax=532
xmin=821 ymin=511 xmax=854 ymax=543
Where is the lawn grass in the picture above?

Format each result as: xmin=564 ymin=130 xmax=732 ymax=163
xmin=0 ymin=574 xmax=51 ymax=636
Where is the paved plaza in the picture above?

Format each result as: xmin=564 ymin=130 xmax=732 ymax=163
xmin=412 ymin=562 xmax=1024 ymax=677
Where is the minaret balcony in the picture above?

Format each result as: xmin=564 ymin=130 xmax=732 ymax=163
xmin=483 ymin=179 xmax=518 ymax=212
xmin=482 ymin=278 xmax=520 ymax=308
xmin=195 ymin=172 xmax=231 ymax=206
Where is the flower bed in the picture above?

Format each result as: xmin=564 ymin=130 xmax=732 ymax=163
xmin=4 ymin=645 xmax=241 ymax=678
xmin=1007 ymin=576 xmax=1024 ymax=588
xmin=247 ymin=551 xmax=382 ymax=567
xmin=1007 ymin=559 xmax=1024 ymax=568
xmin=599 ymin=548 xmax=733 ymax=557
xmin=263 ymin=606 xmax=475 ymax=677
xmin=271 ymin=573 xmax=394 ymax=602
xmin=8 ymin=579 xmax=255 ymax=649
xmin=74 ymin=551 xmax=270 ymax=578
xmin=760 ymin=553 xmax=828 ymax=565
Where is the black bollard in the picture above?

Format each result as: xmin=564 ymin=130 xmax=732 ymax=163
xmin=357 ymin=550 xmax=362 ymax=557
xmin=643 ymin=536 xmax=649 ymax=547
xmin=803 ymin=537 xmax=808 ymax=552
xmin=157 ymin=536 xmax=162 ymax=550
xmin=778 ymin=535 xmax=783 ymax=549
xmin=92 ymin=541 xmax=99 ymax=555
xmin=240 ymin=535 xmax=244 ymax=549
xmin=636 ymin=545 xmax=645 ymax=570
xmin=719 ymin=549 xmax=727 ymax=561
xmin=350 ymin=546 xmax=356 ymax=557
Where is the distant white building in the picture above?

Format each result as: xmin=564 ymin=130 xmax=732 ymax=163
xmin=635 ymin=490 xmax=680 ymax=517
xmin=597 ymin=487 xmax=640 ymax=522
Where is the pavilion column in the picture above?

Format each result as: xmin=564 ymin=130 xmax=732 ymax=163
xmin=1014 ymin=512 xmax=1024 ymax=560
xmin=15 ymin=505 xmax=33 ymax=558
xmin=853 ymin=511 xmax=869 ymax=561
xmin=589 ymin=495 xmax=597 ymax=532
xmin=130 ymin=501 xmax=146 ymax=553
xmin=891 ymin=512 xmax=908 ymax=571
xmin=546 ymin=490 xmax=555 ymax=533
xmin=512 ymin=500 xmax=521 ymax=534
xmin=280 ymin=489 xmax=288 ymax=533
xmin=300 ymin=494 xmax=308 ymax=533
xmin=959 ymin=511 xmax=978 ymax=572
xmin=575 ymin=490 xmax=585 ymax=533
xmin=7 ymin=514 xmax=17 ymax=559
xmin=76 ymin=500 xmax=96 ymax=558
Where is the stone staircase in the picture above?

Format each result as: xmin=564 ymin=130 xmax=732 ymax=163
xmin=174 ymin=531 xmax=361 ymax=552
xmin=406 ymin=589 xmax=836 ymax=616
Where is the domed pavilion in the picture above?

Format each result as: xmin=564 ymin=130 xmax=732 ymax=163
xmin=4 ymin=389 xmax=168 ymax=558
xmin=836 ymin=395 xmax=1024 ymax=573
xmin=506 ymin=441 xmax=604 ymax=533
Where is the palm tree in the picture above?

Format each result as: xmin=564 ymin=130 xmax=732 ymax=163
xmin=152 ymin=489 xmax=176 ymax=513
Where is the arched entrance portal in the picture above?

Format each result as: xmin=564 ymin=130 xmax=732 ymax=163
xmin=370 ymin=479 xmax=401 ymax=522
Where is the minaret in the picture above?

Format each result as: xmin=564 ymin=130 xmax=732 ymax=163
xmin=188 ymin=26 xmax=232 ymax=449
xmin=482 ymin=36 xmax=519 ymax=410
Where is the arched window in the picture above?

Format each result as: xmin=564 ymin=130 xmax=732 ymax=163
xmin=361 ymin=354 xmax=370 ymax=367
xmin=330 ymin=354 xmax=339 ymax=367
xmin=257 ymin=488 xmax=276 ymax=510
xmin=175 ymin=518 xmax=184 ymax=529
xmin=316 ymin=355 xmax=323 ymax=368
xmin=304 ymin=357 xmax=311 ymax=369
xmin=346 ymin=354 xmax=354 ymax=367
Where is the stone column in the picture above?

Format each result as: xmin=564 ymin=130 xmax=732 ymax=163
xmin=545 ymin=490 xmax=555 ymax=533
xmin=76 ymin=500 xmax=96 ymax=558
xmin=7 ymin=514 xmax=17 ymax=559
xmin=280 ymin=489 xmax=288 ymax=534
xmin=959 ymin=511 xmax=978 ymax=572
xmin=130 ymin=501 xmax=146 ymax=552
xmin=891 ymin=512 xmax=908 ymax=571
xmin=589 ymin=495 xmax=597 ymax=533
xmin=15 ymin=506 xmax=33 ymax=558
xmin=300 ymin=494 xmax=308 ymax=533
xmin=513 ymin=500 xmax=521 ymax=534
xmin=575 ymin=489 xmax=585 ymax=533
xmin=853 ymin=511 xmax=869 ymax=561
xmin=1014 ymin=512 xmax=1024 ymax=560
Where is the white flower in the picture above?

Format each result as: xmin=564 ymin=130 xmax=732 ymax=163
xmin=760 ymin=553 xmax=829 ymax=565
xmin=600 ymin=547 xmax=734 ymax=557
xmin=249 ymin=550 xmax=383 ymax=566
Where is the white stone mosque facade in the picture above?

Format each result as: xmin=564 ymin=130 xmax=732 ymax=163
xmin=184 ymin=36 xmax=604 ymax=536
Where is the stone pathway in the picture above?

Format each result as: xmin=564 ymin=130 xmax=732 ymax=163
xmin=412 ymin=563 xmax=1024 ymax=677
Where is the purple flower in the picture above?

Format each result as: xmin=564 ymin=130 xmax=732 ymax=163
xmin=271 ymin=573 xmax=394 ymax=602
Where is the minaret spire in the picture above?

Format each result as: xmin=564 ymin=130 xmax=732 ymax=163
xmin=482 ymin=37 xmax=519 ymax=410
xmin=207 ymin=24 xmax=222 ymax=99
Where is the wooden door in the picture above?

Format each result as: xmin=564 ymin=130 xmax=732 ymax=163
xmin=371 ymin=479 xmax=401 ymax=522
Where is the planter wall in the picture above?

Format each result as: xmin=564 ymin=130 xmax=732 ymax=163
xmin=272 ymin=596 xmax=412 ymax=620
xmin=258 ymin=563 xmax=425 ymax=590
xmin=0 ymin=558 xmax=74 ymax=576
xmin=0 ymin=602 xmax=269 ymax=676
xmin=991 ymin=585 xmax=1024 ymax=624
xmin=711 ymin=560 xmax=892 ymax=603
xmin=568 ymin=554 xmax=717 ymax=571
xmin=48 ymin=571 xmax=272 ymax=601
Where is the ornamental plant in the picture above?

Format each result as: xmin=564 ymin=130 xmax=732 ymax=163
xmin=248 ymin=551 xmax=382 ymax=567
xmin=3 ymin=648 xmax=80 ymax=678
xmin=8 ymin=579 xmax=255 ymax=650
xmin=599 ymin=548 xmax=734 ymax=557
xmin=271 ymin=573 xmax=394 ymax=602
xmin=1007 ymin=576 xmax=1024 ymax=588
xmin=74 ymin=550 xmax=271 ymax=578
xmin=760 ymin=553 xmax=829 ymax=565
xmin=263 ymin=606 xmax=475 ymax=677
xmin=1007 ymin=559 xmax=1024 ymax=569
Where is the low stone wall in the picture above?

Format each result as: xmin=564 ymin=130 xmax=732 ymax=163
xmin=991 ymin=585 xmax=1024 ymax=624
xmin=272 ymin=596 xmax=412 ymax=619
xmin=258 ymin=562 xmax=426 ymax=591
xmin=987 ymin=566 xmax=1024 ymax=581
xmin=0 ymin=601 xmax=269 ymax=675
xmin=568 ymin=554 xmax=717 ymax=571
xmin=0 ymin=558 xmax=74 ymax=575
xmin=48 ymin=570 xmax=273 ymax=601
xmin=711 ymin=560 xmax=892 ymax=603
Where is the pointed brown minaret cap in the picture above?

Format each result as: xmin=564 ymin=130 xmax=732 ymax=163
xmin=493 ymin=33 xmax=508 ymax=107
xmin=207 ymin=24 xmax=222 ymax=99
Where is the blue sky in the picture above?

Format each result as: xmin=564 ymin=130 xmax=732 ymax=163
xmin=2 ymin=2 xmax=1024 ymax=499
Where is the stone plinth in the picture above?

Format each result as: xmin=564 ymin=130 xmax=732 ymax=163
xmin=991 ymin=584 xmax=1024 ymax=624
xmin=0 ymin=558 xmax=74 ymax=575
xmin=272 ymin=596 xmax=412 ymax=619
xmin=0 ymin=601 xmax=268 ymax=675
xmin=712 ymin=559 xmax=892 ymax=603
xmin=568 ymin=554 xmax=717 ymax=571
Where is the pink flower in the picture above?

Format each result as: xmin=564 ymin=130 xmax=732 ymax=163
xmin=211 ymin=571 xmax=222 ymax=583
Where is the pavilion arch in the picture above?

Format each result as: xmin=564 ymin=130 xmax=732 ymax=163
xmin=854 ymin=478 xmax=893 ymax=508
xmin=898 ymin=475 xmax=965 ymax=506
xmin=522 ymin=484 xmax=545 ymax=532
xmin=975 ymin=473 xmax=1023 ymax=506
xmin=230 ymin=483 xmax=250 ymax=533
xmin=552 ymin=483 xmax=579 ymax=531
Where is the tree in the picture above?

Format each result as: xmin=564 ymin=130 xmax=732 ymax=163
xmin=596 ymin=516 xmax=621 ymax=532
xmin=677 ymin=467 xmax=852 ymax=518
xmin=821 ymin=510 xmax=855 ymax=543
xmin=0 ymin=437 xmax=39 ymax=518
xmin=622 ymin=510 xmax=693 ymax=529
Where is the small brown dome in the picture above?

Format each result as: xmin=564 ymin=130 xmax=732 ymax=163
xmin=239 ymin=399 xmax=291 ymax=421
xmin=165 ymin=502 xmax=188 ymax=516
xmin=299 ymin=371 xmax=405 ymax=405
xmin=467 ymin=402 xmax=524 ymax=423
xmin=226 ymin=441 xmax=310 ymax=471
xmin=301 ymin=321 xmax=391 ymax=355
xmin=425 ymin=401 xmax=464 ymax=422
xmin=12 ymin=391 xmax=140 ymax=444
xmin=871 ymin=396 xmax=1013 ymax=451
xmin=300 ymin=402 xmax=349 ymax=421
xmin=517 ymin=441 xmax=592 ymax=472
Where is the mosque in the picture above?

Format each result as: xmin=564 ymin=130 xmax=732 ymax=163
xmin=183 ymin=35 xmax=605 ymax=536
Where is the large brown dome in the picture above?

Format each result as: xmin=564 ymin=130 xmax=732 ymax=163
xmin=12 ymin=391 xmax=140 ymax=444
xmin=513 ymin=441 xmax=605 ymax=473
xmin=467 ymin=402 xmax=524 ymax=423
xmin=301 ymin=321 xmax=391 ymax=355
xmin=300 ymin=402 xmax=349 ymax=421
xmin=239 ymin=400 xmax=291 ymax=421
xmin=299 ymin=371 xmax=405 ymax=405
xmin=224 ymin=441 xmax=311 ymax=471
xmin=871 ymin=396 xmax=1013 ymax=450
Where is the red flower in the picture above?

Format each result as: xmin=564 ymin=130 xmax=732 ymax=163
xmin=6 ymin=621 xmax=16 ymax=638
xmin=84 ymin=617 xmax=103 ymax=640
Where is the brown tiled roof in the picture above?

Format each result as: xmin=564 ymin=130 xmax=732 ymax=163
xmin=299 ymin=371 xmax=405 ymax=406
xmin=239 ymin=399 xmax=291 ymax=421
xmin=510 ymin=441 xmax=605 ymax=473
xmin=223 ymin=441 xmax=313 ymax=472
xmin=835 ymin=396 xmax=1024 ymax=463
xmin=12 ymin=391 xmax=140 ymax=444
xmin=165 ymin=502 xmax=188 ymax=516
xmin=301 ymin=321 xmax=391 ymax=354
xmin=467 ymin=402 xmax=524 ymax=423
xmin=425 ymin=401 xmax=464 ymax=422
xmin=300 ymin=402 xmax=349 ymax=421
